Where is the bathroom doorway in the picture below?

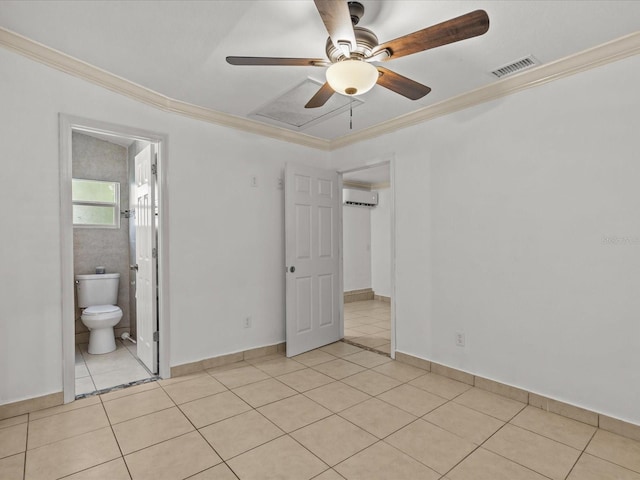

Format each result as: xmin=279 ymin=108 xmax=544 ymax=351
xmin=340 ymin=160 xmax=395 ymax=358
xmin=60 ymin=115 xmax=170 ymax=403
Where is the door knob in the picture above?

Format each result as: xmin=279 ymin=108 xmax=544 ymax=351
xmin=289 ymin=266 xmax=295 ymax=273
xmin=130 ymin=264 xmax=138 ymax=271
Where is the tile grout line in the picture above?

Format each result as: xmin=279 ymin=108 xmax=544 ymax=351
xmin=99 ymin=394 xmax=133 ymax=480
xmin=22 ymin=413 xmax=29 ymax=480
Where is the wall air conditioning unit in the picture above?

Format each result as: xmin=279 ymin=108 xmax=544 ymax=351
xmin=343 ymin=188 xmax=378 ymax=207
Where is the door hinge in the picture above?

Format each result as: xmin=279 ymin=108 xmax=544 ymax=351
xmin=151 ymin=163 xmax=157 ymax=175
xmin=153 ymin=331 xmax=159 ymax=342
xmin=152 ymin=247 xmax=157 ymax=258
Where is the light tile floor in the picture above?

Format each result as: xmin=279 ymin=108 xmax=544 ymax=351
xmin=343 ymin=299 xmax=391 ymax=355
xmin=2 ymin=342 xmax=640 ymax=479
xmin=75 ymin=339 xmax=153 ymax=395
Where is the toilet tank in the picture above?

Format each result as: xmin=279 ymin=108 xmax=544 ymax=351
xmin=75 ymin=273 xmax=120 ymax=307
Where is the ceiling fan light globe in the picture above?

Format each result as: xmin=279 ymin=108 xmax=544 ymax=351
xmin=326 ymin=60 xmax=378 ymax=96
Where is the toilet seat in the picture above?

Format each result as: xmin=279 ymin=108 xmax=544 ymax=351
xmin=83 ymin=305 xmax=122 ymax=316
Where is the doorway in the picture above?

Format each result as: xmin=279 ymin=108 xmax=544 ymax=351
xmin=340 ymin=161 xmax=395 ymax=358
xmin=60 ymin=115 xmax=170 ymax=403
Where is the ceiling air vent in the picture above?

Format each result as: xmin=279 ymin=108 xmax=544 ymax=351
xmin=491 ymin=55 xmax=539 ymax=79
xmin=251 ymin=78 xmax=363 ymax=130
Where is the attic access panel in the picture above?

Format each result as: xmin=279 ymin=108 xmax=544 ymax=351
xmin=250 ymin=78 xmax=363 ymax=130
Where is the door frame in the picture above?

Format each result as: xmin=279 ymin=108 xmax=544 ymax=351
xmin=338 ymin=156 xmax=396 ymax=359
xmin=59 ymin=114 xmax=170 ymax=403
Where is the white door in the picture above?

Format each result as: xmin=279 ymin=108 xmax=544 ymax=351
xmin=285 ymin=163 xmax=341 ymax=357
xmin=134 ymin=145 xmax=157 ymax=373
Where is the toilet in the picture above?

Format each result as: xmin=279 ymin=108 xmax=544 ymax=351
xmin=75 ymin=273 xmax=123 ymax=354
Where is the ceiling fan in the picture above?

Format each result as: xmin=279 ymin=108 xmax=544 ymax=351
xmin=226 ymin=1 xmax=490 ymax=109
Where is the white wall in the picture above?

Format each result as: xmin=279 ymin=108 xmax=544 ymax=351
xmin=0 ymin=48 xmax=327 ymax=405
xmin=371 ymin=187 xmax=391 ymax=297
xmin=342 ymin=204 xmax=371 ymax=291
xmin=330 ymin=55 xmax=640 ymax=426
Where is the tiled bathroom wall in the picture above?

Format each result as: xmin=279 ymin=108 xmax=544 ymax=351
xmin=73 ymin=132 xmax=130 ymax=344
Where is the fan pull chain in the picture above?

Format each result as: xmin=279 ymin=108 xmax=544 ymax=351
xmin=349 ymin=100 xmax=353 ymax=130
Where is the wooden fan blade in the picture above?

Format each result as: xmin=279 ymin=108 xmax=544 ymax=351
xmin=226 ymin=56 xmax=329 ymax=67
xmin=373 ymin=10 xmax=489 ymax=61
xmin=314 ymin=0 xmax=357 ymax=52
xmin=376 ymin=67 xmax=431 ymax=100
xmin=305 ymin=82 xmax=335 ymax=108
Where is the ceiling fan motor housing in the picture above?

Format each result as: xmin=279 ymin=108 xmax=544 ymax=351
xmin=325 ymin=26 xmax=379 ymax=63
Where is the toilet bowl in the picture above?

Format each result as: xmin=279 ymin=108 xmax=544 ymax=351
xmin=81 ymin=305 xmax=123 ymax=354
xmin=75 ymin=273 xmax=122 ymax=355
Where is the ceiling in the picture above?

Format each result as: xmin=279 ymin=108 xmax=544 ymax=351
xmin=1 ymin=1 xmax=639 ymax=141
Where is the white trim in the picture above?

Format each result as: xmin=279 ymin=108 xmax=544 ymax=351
xmin=59 ymin=115 xmax=171 ymax=404
xmin=3 ymin=28 xmax=639 ymax=152
xmin=330 ymin=32 xmax=640 ymax=149
xmin=0 ymin=28 xmax=329 ymax=152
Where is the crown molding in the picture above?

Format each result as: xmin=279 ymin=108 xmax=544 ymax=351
xmin=330 ymin=31 xmax=640 ymax=150
xmin=1 ymin=27 xmax=638 ymax=153
xmin=0 ymin=27 xmax=331 ymax=151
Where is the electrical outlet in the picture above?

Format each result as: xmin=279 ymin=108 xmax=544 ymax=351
xmin=250 ymin=175 xmax=258 ymax=187
xmin=244 ymin=316 xmax=252 ymax=328
xmin=455 ymin=332 xmax=466 ymax=347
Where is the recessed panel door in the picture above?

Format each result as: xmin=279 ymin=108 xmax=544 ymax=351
xmin=285 ymin=163 xmax=341 ymax=357
xmin=134 ymin=145 xmax=157 ymax=374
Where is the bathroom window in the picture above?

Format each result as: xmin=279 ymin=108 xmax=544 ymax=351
xmin=72 ymin=179 xmax=120 ymax=228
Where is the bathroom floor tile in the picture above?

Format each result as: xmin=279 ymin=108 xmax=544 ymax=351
xmin=0 ymin=414 xmax=27 ymax=430
xmin=227 ymin=435 xmax=327 ymax=480
xmin=112 ymin=406 xmax=194 ymax=454
xmin=385 ymin=419 xmax=477 ymax=474
xmin=567 ymin=453 xmax=640 ymax=480
xmin=276 ymin=368 xmax=334 ymax=392
xmin=25 ymin=427 xmax=120 ymax=480
xmin=454 ymin=388 xmax=526 ymax=421
xmin=188 ymin=463 xmax=239 ymax=480
xmin=75 ymin=376 xmax=97 ymax=395
xmin=28 ymin=404 xmax=109 ymax=450
xmin=424 ymin=401 xmax=504 ymax=445
xmin=179 ymin=390 xmax=251 ymax=428
xmin=231 ymin=378 xmax=297 ymax=408
xmin=483 ymin=424 xmax=581 ymax=480
xmin=98 ymin=380 xmax=159 ymax=402
xmin=124 ymin=431 xmax=221 ymax=480
xmin=339 ymin=398 xmax=416 ymax=439
xmin=511 ymin=405 xmax=596 ymax=450
xmin=341 ymin=370 xmax=401 ymax=396
xmin=335 ymin=441 xmax=440 ymax=480
xmin=63 ymin=457 xmax=131 ymax=480
xmin=447 ymin=447 xmax=548 ymax=480
xmin=343 ymin=350 xmax=391 ymax=368
xmin=103 ymin=388 xmax=174 ymax=424
xmin=257 ymin=394 xmax=332 ymax=433
xmin=0 ymin=453 xmax=24 ymax=480
xmin=0 ymin=423 xmax=27 ymax=459
xmin=409 ymin=373 xmax=472 ymax=400
xmin=161 ymin=374 xmax=227 ymax=405
xmin=312 ymin=359 xmax=366 ymax=380
xmin=208 ymin=365 xmax=269 ymax=389
xmin=91 ymin=364 xmax=152 ymax=391
xmin=252 ymin=357 xmax=306 ymax=377
xmin=372 ymin=361 xmax=428 ymax=383
xmin=320 ymin=342 xmax=364 ymax=357
xmin=378 ymin=384 xmax=448 ymax=417
xmin=586 ymin=429 xmax=640 ymax=473
xmin=29 ymin=396 xmax=101 ymax=421
xmin=291 ymin=349 xmax=337 ymax=367
xmin=199 ymin=410 xmax=283 ymax=460
xmin=291 ymin=415 xmax=377 ymax=466
xmin=304 ymin=381 xmax=371 ymax=413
